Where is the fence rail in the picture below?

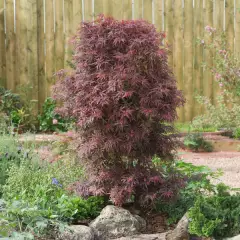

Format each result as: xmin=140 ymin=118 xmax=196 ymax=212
xmin=0 ymin=0 xmax=238 ymax=121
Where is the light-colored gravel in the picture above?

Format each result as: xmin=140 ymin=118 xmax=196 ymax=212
xmin=178 ymin=151 xmax=240 ymax=189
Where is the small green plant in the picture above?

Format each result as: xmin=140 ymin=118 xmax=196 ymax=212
xmin=0 ymin=86 xmax=22 ymax=116
xmin=0 ymin=113 xmax=10 ymax=133
xmin=0 ymin=158 xmax=105 ymax=238
xmin=13 ymin=84 xmax=38 ymax=131
xmin=184 ymin=133 xmax=213 ymax=152
xmin=0 ymin=200 xmax=67 ymax=239
xmin=154 ymin=159 xmax=223 ymax=225
xmin=193 ymin=27 xmax=240 ymax=130
xmin=188 ymin=192 xmax=240 ymax=238
xmin=0 ymin=133 xmax=33 ymax=194
xmin=233 ymin=127 xmax=240 ymax=139
xmin=2 ymin=159 xmax=83 ymax=203
xmin=0 ymin=84 xmax=38 ymax=131
xmin=175 ymin=122 xmax=217 ymax=133
xmin=38 ymin=97 xmax=73 ymax=132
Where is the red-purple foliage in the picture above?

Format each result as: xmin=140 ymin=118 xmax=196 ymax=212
xmin=53 ymin=15 xmax=185 ymax=207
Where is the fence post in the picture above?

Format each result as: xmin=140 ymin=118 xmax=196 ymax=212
xmin=0 ymin=2 xmax=6 ymax=87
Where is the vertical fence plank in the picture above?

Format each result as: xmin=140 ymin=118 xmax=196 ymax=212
xmin=5 ymin=0 xmax=16 ymax=91
xmin=154 ymin=0 xmax=163 ymax=32
xmin=213 ymin=0 xmax=224 ymax=104
xmin=123 ymin=0 xmax=132 ymax=20
xmin=112 ymin=0 xmax=123 ymax=19
xmin=225 ymin=0 xmax=234 ymax=52
xmin=84 ymin=0 xmax=93 ymax=21
xmin=16 ymin=0 xmax=28 ymax=88
xmin=55 ymin=0 xmax=64 ymax=73
xmin=16 ymin=0 xmax=29 ymax=89
xmin=215 ymin=0 xmax=224 ymax=31
xmin=183 ymin=0 xmax=194 ymax=121
xmin=94 ymin=0 xmax=103 ymax=17
xmin=143 ymin=0 xmax=152 ymax=23
xmin=64 ymin=0 xmax=74 ymax=70
xmin=165 ymin=0 xmax=174 ymax=68
xmin=26 ymin=0 xmax=38 ymax=107
xmin=193 ymin=0 xmax=204 ymax=117
xmin=134 ymin=0 xmax=143 ymax=19
xmin=236 ymin=0 xmax=240 ymax=58
xmin=37 ymin=0 xmax=46 ymax=110
xmin=73 ymin=0 xmax=82 ymax=32
xmin=225 ymin=0 xmax=234 ymax=109
xmin=45 ymin=0 xmax=55 ymax=96
xmin=173 ymin=0 xmax=184 ymax=121
xmin=203 ymin=0 xmax=213 ymax=105
xmin=103 ymin=0 xmax=112 ymax=17
xmin=0 ymin=0 xmax=6 ymax=87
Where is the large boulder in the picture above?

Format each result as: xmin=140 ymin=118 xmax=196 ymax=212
xmin=90 ymin=205 xmax=146 ymax=239
xmin=113 ymin=233 xmax=167 ymax=240
xmin=58 ymin=225 xmax=95 ymax=240
xmin=166 ymin=214 xmax=189 ymax=240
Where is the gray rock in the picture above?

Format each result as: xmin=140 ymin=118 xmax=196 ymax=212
xmin=90 ymin=205 xmax=146 ymax=239
xmin=113 ymin=232 xmax=167 ymax=240
xmin=166 ymin=214 xmax=189 ymax=240
xmin=58 ymin=225 xmax=95 ymax=240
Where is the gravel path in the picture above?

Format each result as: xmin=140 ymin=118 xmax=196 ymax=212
xmin=178 ymin=151 xmax=240 ymax=189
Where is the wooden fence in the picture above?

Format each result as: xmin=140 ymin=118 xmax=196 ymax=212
xmin=0 ymin=0 xmax=238 ymax=121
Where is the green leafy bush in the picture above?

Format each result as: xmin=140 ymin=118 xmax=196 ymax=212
xmin=0 ymin=159 xmax=105 ymax=238
xmin=188 ymin=192 xmax=240 ymax=238
xmin=0 ymin=86 xmax=22 ymax=115
xmin=155 ymin=160 xmax=223 ymax=225
xmin=0 ymin=134 xmax=33 ymax=193
xmin=38 ymin=97 xmax=73 ymax=132
xmin=2 ymin=159 xmax=104 ymax=220
xmin=233 ymin=127 xmax=240 ymax=139
xmin=0 ymin=200 xmax=67 ymax=239
xmin=193 ymin=27 xmax=240 ymax=130
xmin=0 ymin=85 xmax=38 ymax=131
xmin=175 ymin=122 xmax=217 ymax=133
xmin=184 ymin=133 xmax=213 ymax=152
xmin=2 ymin=160 xmax=83 ymax=205
xmin=0 ymin=196 xmax=104 ymax=239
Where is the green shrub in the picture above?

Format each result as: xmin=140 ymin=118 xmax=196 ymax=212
xmin=0 ymin=134 xmax=33 ymax=193
xmin=0 ymin=200 xmax=67 ymax=239
xmin=0 ymin=86 xmax=22 ymax=116
xmin=233 ymin=128 xmax=240 ymax=139
xmin=2 ymin=160 xmax=84 ymax=206
xmin=188 ymin=193 xmax=240 ymax=239
xmin=0 ymin=159 xmax=105 ymax=238
xmin=175 ymin=122 xmax=217 ymax=133
xmin=38 ymin=97 xmax=73 ymax=132
xmin=2 ymin=159 xmax=104 ymax=221
xmin=0 ymin=195 xmax=104 ymax=239
xmin=0 ymin=85 xmax=38 ymax=131
xmin=155 ymin=160 xmax=223 ymax=225
xmin=193 ymin=28 xmax=240 ymax=130
xmin=184 ymin=133 xmax=213 ymax=152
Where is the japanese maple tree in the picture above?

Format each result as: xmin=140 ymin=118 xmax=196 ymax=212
xmin=53 ymin=15 xmax=185 ymax=207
